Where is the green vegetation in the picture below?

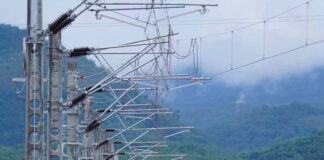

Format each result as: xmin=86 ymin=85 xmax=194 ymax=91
xmin=2 ymin=24 xmax=324 ymax=159
xmin=0 ymin=145 xmax=24 ymax=160
xmin=180 ymin=103 xmax=324 ymax=152
xmin=242 ymin=131 xmax=324 ymax=160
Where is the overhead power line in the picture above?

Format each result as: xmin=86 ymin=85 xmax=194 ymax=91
xmin=208 ymin=39 xmax=324 ymax=78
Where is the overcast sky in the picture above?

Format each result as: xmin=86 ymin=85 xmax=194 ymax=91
xmin=1 ymin=0 xmax=324 ymax=86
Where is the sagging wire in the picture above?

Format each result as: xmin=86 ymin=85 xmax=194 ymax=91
xmin=184 ymin=0 xmax=313 ymax=40
xmin=263 ymin=21 xmax=267 ymax=60
xmin=230 ymin=31 xmax=234 ymax=70
xmin=306 ymin=1 xmax=310 ymax=45
xmin=208 ymin=38 xmax=324 ymax=78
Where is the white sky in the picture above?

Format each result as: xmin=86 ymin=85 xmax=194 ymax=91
xmin=1 ymin=0 xmax=324 ymax=86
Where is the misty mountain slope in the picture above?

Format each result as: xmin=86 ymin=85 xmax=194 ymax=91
xmin=3 ymin=24 xmax=324 ymax=159
xmin=169 ymin=57 xmax=324 ymax=144
xmin=167 ymin=50 xmax=324 ymax=151
xmin=243 ymin=130 xmax=324 ymax=160
xmin=170 ymin=68 xmax=324 ymax=110
xmin=0 ymin=25 xmax=26 ymax=145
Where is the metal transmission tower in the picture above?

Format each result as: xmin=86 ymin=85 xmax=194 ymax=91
xmin=45 ymin=1 xmax=100 ymax=159
xmin=23 ymin=1 xmax=217 ymax=159
xmin=81 ymin=97 xmax=94 ymax=159
xmin=48 ymin=32 xmax=63 ymax=159
xmin=66 ymin=62 xmax=80 ymax=160
xmin=25 ymin=0 xmax=45 ymax=159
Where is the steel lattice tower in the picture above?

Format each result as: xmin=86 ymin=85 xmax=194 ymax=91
xmin=25 ymin=0 xmax=44 ymax=159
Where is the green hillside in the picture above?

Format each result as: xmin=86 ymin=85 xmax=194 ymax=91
xmin=243 ymin=131 xmax=324 ymax=160
xmin=0 ymin=24 xmax=221 ymax=159
xmin=180 ymin=103 xmax=324 ymax=152
xmin=2 ymin=24 xmax=324 ymax=159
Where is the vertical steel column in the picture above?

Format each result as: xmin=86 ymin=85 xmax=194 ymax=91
xmin=66 ymin=63 xmax=80 ymax=160
xmin=82 ymin=97 xmax=94 ymax=160
xmin=48 ymin=32 xmax=63 ymax=160
xmin=25 ymin=0 xmax=44 ymax=159
xmin=101 ymin=132 xmax=114 ymax=160
xmin=112 ymin=144 xmax=117 ymax=160
xmin=92 ymin=112 xmax=100 ymax=160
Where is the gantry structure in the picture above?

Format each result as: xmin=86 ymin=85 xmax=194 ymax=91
xmin=24 ymin=1 xmax=216 ymax=160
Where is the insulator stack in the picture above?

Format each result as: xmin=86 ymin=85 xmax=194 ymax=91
xmin=105 ymin=128 xmax=116 ymax=132
xmin=48 ymin=10 xmax=75 ymax=34
xmin=97 ymin=139 xmax=109 ymax=149
xmin=69 ymin=93 xmax=87 ymax=108
xmin=96 ymin=109 xmax=113 ymax=113
xmin=86 ymin=84 xmax=105 ymax=92
xmin=105 ymin=155 xmax=114 ymax=160
xmin=70 ymin=47 xmax=92 ymax=57
xmin=85 ymin=119 xmax=101 ymax=133
xmin=113 ymin=141 xmax=123 ymax=145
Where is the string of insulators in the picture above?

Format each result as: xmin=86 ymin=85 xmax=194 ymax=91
xmin=105 ymin=155 xmax=114 ymax=160
xmin=97 ymin=139 xmax=109 ymax=149
xmin=96 ymin=139 xmax=123 ymax=149
xmin=105 ymin=153 xmax=126 ymax=160
xmin=48 ymin=10 xmax=75 ymax=34
xmin=105 ymin=128 xmax=116 ymax=132
xmin=85 ymin=119 xmax=101 ymax=133
xmin=79 ymin=75 xmax=86 ymax=80
xmin=114 ymin=141 xmax=123 ymax=145
xmin=97 ymin=109 xmax=113 ymax=113
xmin=69 ymin=47 xmax=92 ymax=57
xmin=68 ymin=84 xmax=105 ymax=108
xmin=85 ymin=84 xmax=105 ymax=93
xmin=68 ymin=93 xmax=87 ymax=108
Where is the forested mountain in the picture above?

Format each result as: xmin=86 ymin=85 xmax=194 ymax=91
xmin=243 ymin=131 xmax=324 ymax=160
xmin=1 ymin=24 xmax=324 ymax=159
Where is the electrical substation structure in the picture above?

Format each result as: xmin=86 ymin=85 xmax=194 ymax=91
xmin=24 ymin=0 xmax=217 ymax=160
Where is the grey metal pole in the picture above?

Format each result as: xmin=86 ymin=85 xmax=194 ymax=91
xmin=66 ymin=63 xmax=80 ymax=160
xmin=82 ymin=97 xmax=94 ymax=159
xmin=92 ymin=111 xmax=100 ymax=160
xmin=48 ymin=32 xmax=63 ymax=159
xmin=101 ymin=130 xmax=109 ymax=160
xmin=25 ymin=0 xmax=44 ymax=159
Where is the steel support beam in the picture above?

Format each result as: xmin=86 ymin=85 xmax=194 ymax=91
xmin=82 ymin=97 xmax=94 ymax=160
xmin=66 ymin=63 xmax=80 ymax=160
xmin=48 ymin=32 xmax=63 ymax=159
xmin=25 ymin=0 xmax=44 ymax=159
xmin=92 ymin=112 xmax=100 ymax=160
